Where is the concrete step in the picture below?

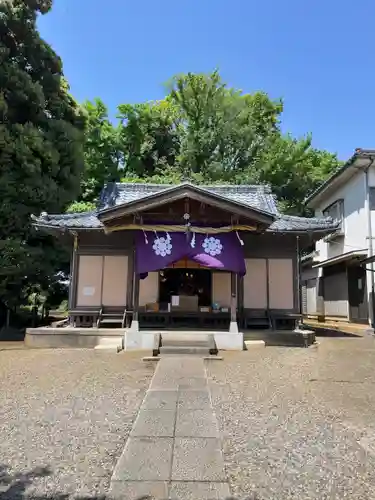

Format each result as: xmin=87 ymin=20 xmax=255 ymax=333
xmin=94 ymin=345 xmax=121 ymax=352
xmin=161 ymin=338 xmax=210 ymax=348
xmin=99 ymin=319 xmax=123 ymax=326
xmin=159 ymin=346 xmax=211 ymax=356
xmin=244 ymin=340 xmax=266 ymax=349
xmin=94 ymin=337 xmax=123 ymax=352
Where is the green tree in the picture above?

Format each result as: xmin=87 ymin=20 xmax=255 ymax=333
xmin=116 ymin=70 xmax=339 ymax=212
xmin=79 ymin=98 xmax=121 ymax=203
xmin=0 ymin=0 xmax=85 ymax=308
xmin=169 ymin=71 xmax=283 ymax=182
xmin=117 ymin=98 xmax=181 ymax=177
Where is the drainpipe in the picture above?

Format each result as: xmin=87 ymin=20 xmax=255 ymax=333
xmin=364 ymin=158 xmax=375 ymax=329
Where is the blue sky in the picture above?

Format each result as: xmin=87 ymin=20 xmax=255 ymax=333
xmin=39 ymin=0 xmax=375 ymax=160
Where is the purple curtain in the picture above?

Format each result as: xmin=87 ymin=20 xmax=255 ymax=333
xmin=136 ymin=231 xmax=246 ymax=276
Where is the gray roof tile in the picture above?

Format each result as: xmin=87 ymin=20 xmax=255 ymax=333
xmin=32 ymin=182 xmax=338 ymax=233
xmin=98 ymin=182 xmax=279 ymax=215
xmin=33 ymin=211 xmax=338 ymax=234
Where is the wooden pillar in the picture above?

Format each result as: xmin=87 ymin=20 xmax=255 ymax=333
xmin=230 ymin=272 xmax=239 ymax=333
xmin=68 ymin=232 xmax=78 ymax=314
xmin=133 ymin=271 xmax=140 ymax=323
xmin=237 ymin=275 xmax=244 ymax=328
xmin=130 ymin=242 xmax=140 ymax=331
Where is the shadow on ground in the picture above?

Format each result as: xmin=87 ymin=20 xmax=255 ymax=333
xmin=0 ymin=465 xmax=105 ymax=500
xmin=312 ymin=327 xmax=362 ymax=338
xmin=0 ymin=464 xmax=257 ymax=500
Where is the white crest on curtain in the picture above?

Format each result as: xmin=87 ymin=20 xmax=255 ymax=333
xmin=202 ymin=236 xmax=223 ymax=256
xmin=152 ymin=235 xmax=172 ymax=257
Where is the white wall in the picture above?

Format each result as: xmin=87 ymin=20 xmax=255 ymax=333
xmin=102 ymin=256 xmax=128 ymax=306
xmin=243 ymin=259 xmax=267 ymax=309
xmin=139 ymin=272 xmax=159 ymax=306
xmin=212 ymin=272 xmax=231 ymax=307
xmin=268 ymin=259 xmax=294 ymax=309
xmin=314 ymin=170 xmax=367 ymax=262
xmin=76 ymin=255 xmax=103 ymax=307
xmin=368 ymin=167 xmax=375 ymax=234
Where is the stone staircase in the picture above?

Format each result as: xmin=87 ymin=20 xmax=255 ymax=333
xmin=155 ymin=333 xmax=218 ymax=357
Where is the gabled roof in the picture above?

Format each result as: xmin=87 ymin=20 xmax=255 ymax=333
xmin=306 ymin=149 xmax=375 ymax=209
xmin=97 ymin=182 xmax=276 ymax=225
xmin=98 ymin=182 xmax=279 ymax=215
xmin=32 ymin=181 xmax=339 ymax=234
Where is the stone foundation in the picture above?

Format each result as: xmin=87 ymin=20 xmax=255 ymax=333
xmin=25 ymin=327 xmax=245 ymax=351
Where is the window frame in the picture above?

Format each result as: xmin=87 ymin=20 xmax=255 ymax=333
xmin=369 ymin=187 xmax=375 ymax=211
xmin=322 ymin=199 xmax=345 ymax=237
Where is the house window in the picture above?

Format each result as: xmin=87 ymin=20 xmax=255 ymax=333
xmin=369 ymin=187 xmax=375 ymax=210
xmin=323 ymin=200 xmax=344 ymax=233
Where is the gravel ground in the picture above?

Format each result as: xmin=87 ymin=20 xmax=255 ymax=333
xmin=207 ymin=335 xmax=375 ymax=500
xmin=0 ymin=349 xmax=155 ymax=499
xmin=2 ymin=337 xmax=375 ymax=500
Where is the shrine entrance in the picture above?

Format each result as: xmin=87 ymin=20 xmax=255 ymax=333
xmin=159 ymin=268 xmax=212 ymax=308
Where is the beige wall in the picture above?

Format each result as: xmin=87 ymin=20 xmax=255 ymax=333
xmin=212 ymin=272 xmax=231 ymax=307
xmin=76 ymin=254 xmax=129 ymax=307
xmin=102 ymin=256 xmax=128 ymax=306
xmin=76 ymin=255 xmax=103 ymax=306
xmin=139 ymin=272 xmax=159 ymax=306
xmin=243 ymin=259 xmax=267 ymax=309
xmin=268 ymin=258 xmax=294 ymax=309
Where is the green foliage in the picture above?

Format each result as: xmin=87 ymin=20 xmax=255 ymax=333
xmin=80 ymin=98 xmax=121 ymax=203
xmin=117 ymin=98 xmax=181 ymax=177
xmin=112 ymin=71 xmax=339 ymax=212
xmin=168 ymin=71 xmax=283 ymax=182
xmin=66 ymin=201 xmax=96 ymax=213
xmin=0 ymin=0 xmax=85 ymax=308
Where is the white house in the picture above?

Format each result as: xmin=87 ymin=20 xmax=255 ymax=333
xmin=303 ymin=148 xmax=375 ymax=329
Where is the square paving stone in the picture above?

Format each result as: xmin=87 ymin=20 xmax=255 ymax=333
xmin=109 ymin=480 xmax=168 ymax=500
xmin=142 ymin=390 xmax=178 ymax=410
xmin=150 ymin=374 xmax=179 ymax=390
xmin=178 ymin=377 xmax=208 ymax=390
xmin=178 ymin=389 xmax=211 ymax=409
xmin=176 ymin=408 xmax=219 ymax=438
xmin=111 ymin=437 xmax=173 ymax=481
xmin=130 ymin=409 xmax=175 ymax=437
xmin=172 ymin=438 xmax=226 ymax=481
xmin=169 ymin=481 xmax=230 ymax=500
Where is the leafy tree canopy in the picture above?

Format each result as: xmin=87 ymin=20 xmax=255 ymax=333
xmin=0 ymin=0 xmax=85 ymax=306
xmin=81 ymin=71 xmax=339 ymax=214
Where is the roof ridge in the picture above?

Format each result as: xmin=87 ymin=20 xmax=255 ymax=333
xmin=115 ymin=182 xmax=272 ymax=191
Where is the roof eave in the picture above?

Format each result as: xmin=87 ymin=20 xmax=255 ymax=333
xmin=267 ymin=228 xmax=338 ymax=235
xmin=33 ymin=222 xmax=103 ymax=232
xmin=305 ymin=149 xmax=375 ymax=209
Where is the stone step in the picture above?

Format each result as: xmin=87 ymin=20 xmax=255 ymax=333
xmin=100 ymin=318 xmax=123 ymax=324
xmin=159 ymin=346 xmax=211 ymax=356
xmin=161 ymin=338 xmax=210 ymax=348
xmin=94 ymin=337 xmax=123 ymax=352
xmin=161 ymin=333 xmax=209 ymax=342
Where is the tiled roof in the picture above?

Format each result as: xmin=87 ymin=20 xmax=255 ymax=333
xmin=98 ymin=182 xmax=279 ymax=215
xmin=267 ymin=214 xmax=339 ymax=232
xmin=33 ymin=211 xmax=338 ymax=233
xmin=32 ymin=211 xmax=102 ymax=229
xmin=32 ymin=182 xmax=338 ymax=233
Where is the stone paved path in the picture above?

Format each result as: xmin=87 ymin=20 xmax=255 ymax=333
xmin=109 ymin=357 xmax=230 ymax=499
